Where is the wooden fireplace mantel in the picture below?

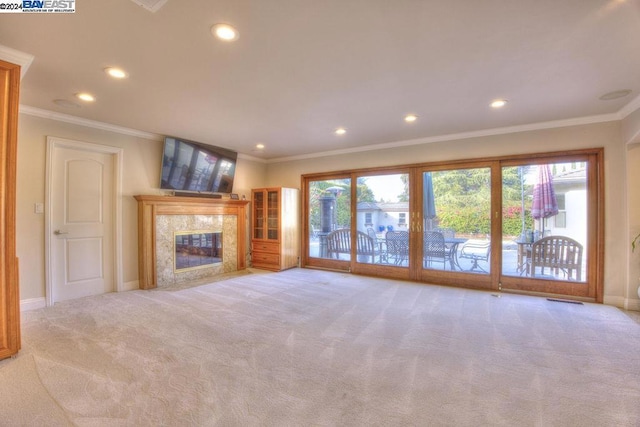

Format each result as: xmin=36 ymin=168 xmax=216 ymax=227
xmin=134 ymin=195 xmax=250 ymax=289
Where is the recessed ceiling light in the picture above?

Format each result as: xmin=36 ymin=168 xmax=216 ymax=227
xmin=404 ymin=114 xmax=418 ymax=123
xmin=75 ymin=92 xmax=96 ymax=102
xmin=104 ymin=67 xmax=128 ymax=79
xmin=53 ymin=99 xmax=80 ymax=108
xmin=599 ymin=89 xmax=632 ymax=101
xmin=335 ymin=127 xmax=347 ymax=135
xmin=211 ymin=23 xmax=239 ymax=41
xmin=255 ymin=143 xmax=265 ymax=150
xmin=491 ymin=99 xmax=507 ymax=108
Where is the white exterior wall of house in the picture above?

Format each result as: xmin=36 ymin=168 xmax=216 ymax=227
xmin=380 ymin=211 xmax=409 ymax=231
xmin=357 ymin=205 xmax=410 ymax=234
xmin=545 ymin=167 xmax=588 ymax=247
xmin=559 ymin=189 xmax=588 ymax=246
xmin=356 ymin=210 xmax=374 ymax=233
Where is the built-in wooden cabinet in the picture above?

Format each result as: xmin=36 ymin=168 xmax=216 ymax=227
xmin=0 ymin=60 xmax=21 ymax=360
xmin=251 ymin=187 xmax=299 ymax=271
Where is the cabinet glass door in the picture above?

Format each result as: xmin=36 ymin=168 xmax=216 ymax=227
xmin=267 ymin=190 xmax=279 ymax=240
xmin=253 ymin=191 xmax=264 ymax=239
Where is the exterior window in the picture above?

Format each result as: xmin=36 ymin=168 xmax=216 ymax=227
xmin=365 ymin=212 xmax=372 ymax=226
xmin=399 ymin=213 xmax=406 ymax=226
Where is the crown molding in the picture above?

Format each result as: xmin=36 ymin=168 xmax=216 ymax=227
xmin=19 ymin=105 xmax=163 ymax=141
xmin=20 ymin=104 xmax=267 ymax=162
xmin=270 ymin=113 xmax=620 ymax=163
xmin=0 ymin=44 xmax=34 ymax=79
xmin=618 ymin=93 xmax=640 ymax=120
xmin=18 ymin=104 xmax=622 ymax=164
xmin=237 ymin=153 xmax=267 ymax=163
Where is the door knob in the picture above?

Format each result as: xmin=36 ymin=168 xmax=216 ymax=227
xmin=54 ymin=230 xmax=69 ymax=235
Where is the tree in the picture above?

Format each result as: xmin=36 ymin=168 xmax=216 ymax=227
xmin=308 ymin=179 xmax=351 ymax=229
xmin=432 ymin=167 xmax=533 ymax=237
xmin=356 ymin=177 xmax=376 ymax=202
xmin=398 ymin=175 xmax=409 ymax=202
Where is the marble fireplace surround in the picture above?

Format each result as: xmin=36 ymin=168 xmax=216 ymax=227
xmin=156 ymin=215 xmax=228 ymax=287
xmin=135 ymin=195 xmax=249 ymax=289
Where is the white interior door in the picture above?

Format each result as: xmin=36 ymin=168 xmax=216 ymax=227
xmin=50 ymin=144 xmax=115 ymax=302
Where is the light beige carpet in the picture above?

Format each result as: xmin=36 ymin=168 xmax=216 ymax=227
xmin=1 ymin=268 xmax=639 ymax=426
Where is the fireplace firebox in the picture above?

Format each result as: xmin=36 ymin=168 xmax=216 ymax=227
xmin=174 ymin=231 xmax=222 ymax=271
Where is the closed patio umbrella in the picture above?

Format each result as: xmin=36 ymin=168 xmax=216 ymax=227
xmin=531 ymin=164 xmax=558 ymax=233
xmin=423 ymin=172 xmax=436 ymax=230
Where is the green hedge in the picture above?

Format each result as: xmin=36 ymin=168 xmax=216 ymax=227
xmin=438 ymin=203 xmax=532 ymax=237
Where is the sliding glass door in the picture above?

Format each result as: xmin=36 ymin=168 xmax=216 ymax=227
xmin=353 ymin=171 xmax=412 ymax=279
xmin=305 ymin=176 xmax=351 ymax=270
xmin=301 ymin=149 xmax=603 ymax=301
xmin=499 ymin=155 xmax=598 ymax=298
xmin=416 ymin=165 xmax=496 ymax=289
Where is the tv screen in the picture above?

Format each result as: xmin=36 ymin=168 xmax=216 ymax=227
xmin=160 ymin=137 xmax=237 ymax=194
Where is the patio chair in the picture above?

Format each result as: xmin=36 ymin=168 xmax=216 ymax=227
xmin=366 ymin=227 xmax=382 ymax=242
xmin=326 ymin=228 xmax=377 ymax=263
xmin=423 ymin=231 xmax=455 ymax=270
xmin=529 ymin=235 xmax=583 ymax=281
xmin=367 ymin=227 xmax=385 ymax=262
xmin=385 ymin=230 xmax=409 ymax=265
xmin=459 ymin=239 xmax=491 ymax=272
xmin=434 ymin=227 xmax=455 ymax=239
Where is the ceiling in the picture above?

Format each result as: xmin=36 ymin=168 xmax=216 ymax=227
xmin=1 ymin=0 xmax=639 ymax=160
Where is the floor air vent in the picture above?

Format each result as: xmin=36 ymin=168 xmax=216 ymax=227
xmin=547 ymin=298 xmax=584 ymax=305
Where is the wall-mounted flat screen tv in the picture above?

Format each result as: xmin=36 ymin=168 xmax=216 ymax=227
xmin=160 ymin=136 xmax=237 ymax=194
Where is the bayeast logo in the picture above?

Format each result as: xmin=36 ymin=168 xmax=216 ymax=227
xmin=22 ymin=0 xmax=75 ymax=12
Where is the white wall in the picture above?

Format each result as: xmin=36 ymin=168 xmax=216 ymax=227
xmin=16 ymin=114 xmax=267 ymax=302
xmin=627 ymin=143 xmax=640 ymax=306
xmin=266 ymin=121 xmax=638 ymax=309
xmin=622 ymin=105 xmax=640 ymax=145
xmin=624 ymin=109 xmax=640 ymax=310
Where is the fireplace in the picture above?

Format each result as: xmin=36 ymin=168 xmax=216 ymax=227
xmin=174 ymin=231 xmax=222 ymax=271
xmin=156 ymin=214 xmax=230 ymax=286
xmin=134 ymin=195 xmax=249 ymax=289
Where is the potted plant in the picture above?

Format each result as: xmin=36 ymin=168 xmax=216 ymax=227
xmin=633 ymin=233 xmax=640 ymax=252
xmin=633 ymin=233 xmax=640 ymax=298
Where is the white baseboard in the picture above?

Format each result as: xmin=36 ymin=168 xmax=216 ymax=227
xmin=20 ymin=282 xmax=138 ymax=312
xmin=20 ymin=297 xmax=46 ymax=312
xmin=603 ymin=295 xmax=626 ymax=308
xmin=122 ymin=280 xmax=139 ymax=291
xmin=603 ymin=295 xmax=640 ymax=311
xmin=624 ymin=298 xmax=640 ymax=311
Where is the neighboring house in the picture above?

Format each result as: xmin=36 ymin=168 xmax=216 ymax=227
xmin=357 ymin=201 xmax=409 ymax=233
xmin=548 ymin=165 xmax=588 ymax=246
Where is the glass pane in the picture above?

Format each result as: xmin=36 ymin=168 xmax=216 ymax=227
xmin=424 ymin=168 xmax=491 ymax=274
xmin=308 ymin=179 xmax=351 ymax=260
xmin=253 ymin=191 xmax=264 ymax=239
xmin=501 ymin=163 xmax=587 ymax=282
xmin=267 ymin=190 xmax=279 ymax=240
xmin=356 ymin=173 xmax=409 ymax=266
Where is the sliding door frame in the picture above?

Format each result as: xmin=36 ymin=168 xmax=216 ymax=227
xmin=498 ymin=150 xmax=603 ymax=301
xmin=300 ymin=148 xmax=604 ymax=303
